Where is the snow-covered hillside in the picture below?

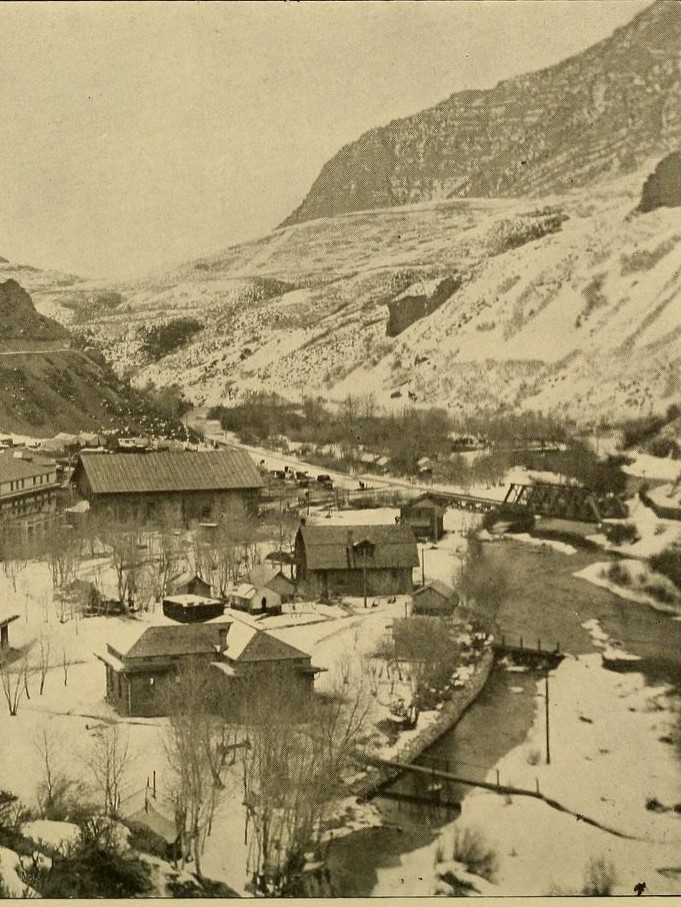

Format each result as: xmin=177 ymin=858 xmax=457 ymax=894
xmin=30 ymin=167 xmax=676 ymax=425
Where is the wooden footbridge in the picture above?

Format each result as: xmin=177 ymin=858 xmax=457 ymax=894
xmin=493 ymin=635 xmax=564 ymax=670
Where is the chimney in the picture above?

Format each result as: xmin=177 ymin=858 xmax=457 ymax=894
xmin=347 ymin=530 xmax=354 ymax=567
xmin=217 ymin=626 xmax=229 ymax=653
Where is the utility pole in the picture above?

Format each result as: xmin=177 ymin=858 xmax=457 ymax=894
xmin=363 ymin=562 xmax=367 ymax=609
xmin=420 ymin=543 xmax=426 ymax=586
xmin=545 ymin=668 xmax=551 ymax=765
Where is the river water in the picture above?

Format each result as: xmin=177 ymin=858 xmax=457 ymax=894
xmin=324 ymin=540 xmax=681 ymax=896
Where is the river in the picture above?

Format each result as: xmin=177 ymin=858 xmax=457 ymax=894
xmin=324 ymin=539 xmax=681 ymax=896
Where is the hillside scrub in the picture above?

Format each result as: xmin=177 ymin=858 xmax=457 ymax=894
xmin=142 ymin=318 xmax=203 ymax=361
xmin=618 ymin=405 xmax=680 ymax=450
xmin=650 ymin=549 xmax=681 ymax=593
xmin=209 ymin=394 xmax=610 ymax=487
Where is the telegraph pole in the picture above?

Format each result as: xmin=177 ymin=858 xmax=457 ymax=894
xmin=545 ymin=668 xmax=551 ymax=765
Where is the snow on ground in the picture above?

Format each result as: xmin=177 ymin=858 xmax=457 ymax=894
xmin=575 ymin=561 xmax=681 ymax=616
xmin=505 ymin=533 xmax=577 ymax=555
xmin=0 ymin=516 xmax=467 ymax=895
xmin=374 ymin=650 xmax=681 ymax=897
xmin=459 ymin=653 xmax=681 ymax=895
xmin=21 ymin=819 xmax=80 ymax=851
xmin=623 ymin=453 xmax=681 ymax=483
xmin=0 ymin=846 xmax=37 ymax=897
xmin=617 ymin=495 xmax=681 ymax=559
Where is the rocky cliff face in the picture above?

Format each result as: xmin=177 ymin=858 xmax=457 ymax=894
xmin=282 ymin=1 xmax=681 ymax=227
xmin=639 ymin=149 xmax=681 ymax=211
xmin=0 ymin=279 xmax=70 ymax=343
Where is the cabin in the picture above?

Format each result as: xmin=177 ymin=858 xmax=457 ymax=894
xmin=264 ymin=571 xmax=295 ymax=603
xmin=412 ymin=580 xmax=459 ymax=617
xmin=162 ymin=594 xmax=225 ymax=624
xmin=0 ymin=449 xmax=59 ymax=532
xmin=229 ymin=583 xmax=282 ymax=615
xmin=72 ymin=449 xmax=263 ymax=525
xmin=294 ymin=523 xmax=419 ymax=599
xmin=168 ymin=571 xmax=212 ymax=598
xmin=95 ymin=621 xmax=321 ymax=718
xmin=400 ymin=494 xmax=446 ymax=541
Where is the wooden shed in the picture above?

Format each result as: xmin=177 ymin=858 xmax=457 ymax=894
xmin=400 ymin=494 xmax=446 ymax=541
xmin=412 ymin=580 xmax=459 ymax=617
xmin=162 ymin=594 xmax=225 ymax=624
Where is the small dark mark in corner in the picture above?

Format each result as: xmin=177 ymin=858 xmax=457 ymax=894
xmin=634 ymin=881 xmax=647 ymax=896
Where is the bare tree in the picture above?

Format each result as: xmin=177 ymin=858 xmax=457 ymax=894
xmin=45 ymin=520 xmax=80 ymax=603
xmin=87 ymin=723 xmax=131 ymax=817
xmin=162 ymin=660 xmax=234 ymax=876
xmin=147 ymin=507 xmax=184 ymax=604
xmin=36 ymin=634 xmax=51 ymax=695
xmin=0 ymin=656 xmax=31 ymax=716
xmin=0 ymin=525 xmax=29 ymax=594
xmin=95 ymin=516 xmax=146 ymax=611
xmin=34 ymin=726 xmax=64 ymax=817
xmin=193 ymin=504 xmax=255 ymax=597
xmin=34 ymin=725 xmax=90 ymax=821
xmin=457 ymin=534 xmax=508 ymax=628
xmin=240 ymin=663 xmax=370 ymax=895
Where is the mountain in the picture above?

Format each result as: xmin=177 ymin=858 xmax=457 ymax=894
xmin=51 ymin=165 xmax=680 ymax=426
xmin=18 ymin=1 xmax=680 ymax=429
xmin=282 ymin=1 xmax=681 ymax=227
xmin=0 ymin=268 xmax=186 ymax=436
xmin=0 ymin=279 xmax=69 ymax=346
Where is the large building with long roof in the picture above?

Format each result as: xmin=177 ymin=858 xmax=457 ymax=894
xmin=72 ymin=448 xmax=263 ymax=524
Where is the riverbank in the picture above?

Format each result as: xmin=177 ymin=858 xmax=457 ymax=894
xmin=352 ymin=647 xmax=495 ymax=800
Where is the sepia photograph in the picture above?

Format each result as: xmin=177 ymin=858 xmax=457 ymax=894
xmin=0 ymin=0 xmax=680 ymax=898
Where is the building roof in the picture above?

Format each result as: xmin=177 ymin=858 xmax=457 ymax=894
xmin=297 ymin=523 xmax=419 ymax=571
xmin=163 ymin=594 xmax=222 ymax=608
xmin=413 ymin=580 xmax=458 ymax=602
xmin=116 ymin=620 xmax=309 ymax=664
xmin=265 ymin=571 xmax=295 ymax=593
xmin=121 ymin=624 xmax=224 ymax=660
xmin=0 ymin=614 xmax=19 ymax=630
xmin=0 ymin=449 xmax=56 ymax=483
xmin=169 ymin=571 xmax=211 ymax=591
xmin=74 ymin=449 xmax=264 ymax=496
xmin=220 ymin=621 xmax=307 ymax=663
xmin=126 ymin=803 xmax=178 ymax=845
xmin=401 ymin=494 xmax=446 ymax=515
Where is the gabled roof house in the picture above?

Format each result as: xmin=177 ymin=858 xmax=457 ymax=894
xmin=294 ymin=523 xmax=419 ymax=598
xmin=95 ymin=620 xmax=321 ymax=717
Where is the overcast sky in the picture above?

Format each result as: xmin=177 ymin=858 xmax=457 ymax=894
xmin=0 ymin=1 xmax=649 ymax=279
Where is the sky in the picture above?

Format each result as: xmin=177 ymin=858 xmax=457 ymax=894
xmin=0 ymin=1 xmax=650 ymax=279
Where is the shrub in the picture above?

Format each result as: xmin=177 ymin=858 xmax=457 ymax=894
xmin=643 ymin=582 xmax=678 ymax=605
xmin=607 ymin=561 xmax=632 ymax=586
xmin=526 ymin=748 xmax=541 ymax=766
xmin=576 ymin=274 xmax=607 ymax=327
xmin=19 ymin=817 xmax=151 ymax=898
xmin=582 ymin=856 xmax=616 ymax=896
xmin=650 ymin=549 xmax=681 ymax=592
xmin=449 ymin=827 xmax=499 ymax=882
xmin=604 ymin=522 xmax=639 ymax=546
xmin=142 ymin=318 xmax=203 ymax=361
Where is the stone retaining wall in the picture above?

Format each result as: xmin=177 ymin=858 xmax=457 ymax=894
xmin=352 ymin=646 xmax=496 ymax=799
